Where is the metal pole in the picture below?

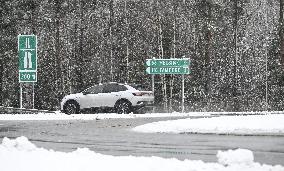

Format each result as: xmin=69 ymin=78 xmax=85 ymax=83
xmin=152 ymin=75 xmax=155 ymax=95
xmin=20 ymin=83 xmax=23 ymax=108
xmin=152 ymin=74 xmax=155 ymax=113
xmin=163 ymin=74 xmax=167 ymax=111
xmin=32 ymin=82 xmax=35 ymax=109
xmin=181 ymin=74 xmax=185 ymax=113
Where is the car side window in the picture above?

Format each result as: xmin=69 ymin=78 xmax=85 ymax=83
xmin=83 ymin=85 xmax=103 ymax=94
xmin=103 ymin=84 xmax=116 ymax=93
xmin=117 ymin=85 xmax=127 ymax=91
xmin=103 ymin=84 xmax=127 ymax=93
xmin=92 ymin=85 xmax=103 ymax=94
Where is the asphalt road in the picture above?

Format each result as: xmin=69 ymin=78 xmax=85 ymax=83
xmin=0 ymin=116 xmax=284 ymax=165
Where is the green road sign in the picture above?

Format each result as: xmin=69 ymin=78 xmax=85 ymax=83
xmin=146 ymin=67 xmax=190 ymax=74
xmin=19 ymin=72 xmax=37 ymax=82
xmin=146 ymin=58 xmax=190 ymax=67
xmin=146 ymin=58 xmax=191 ymax=74
xmin=18 ymin=35 xmax=37 ymax=82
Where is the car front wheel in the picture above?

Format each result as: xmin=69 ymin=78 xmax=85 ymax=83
xmin=115 ymin=100 xmax=131 ymax=114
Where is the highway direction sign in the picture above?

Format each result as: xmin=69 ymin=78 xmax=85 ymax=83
xmin=18 ymin=35 xmax=37 ymax=82
xmin=146 ymin=66 xmax=190 ymax=74
xmin=146 ymin=58 xmax=190 ymax=67
xmin=146 ymin=58 xmax=190 ymax=75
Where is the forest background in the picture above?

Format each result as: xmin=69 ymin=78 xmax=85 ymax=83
xmin=1 ymin=0 xmax=284 ymax=112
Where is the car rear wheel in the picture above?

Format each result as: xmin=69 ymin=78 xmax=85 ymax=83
xmin=64 ymin=101 xmax=79 ymax=115
xmin=115 ymin=100 xmax=131 ymax=114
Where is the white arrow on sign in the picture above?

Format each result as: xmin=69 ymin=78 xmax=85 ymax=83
xmin=146 ymin=60 xmax=151 ymax=67
xmin=26 ymin=38 xmax=30 ymax=49
xmin=24 ymin=51 xmax=32 ymax=69
xmin=146 ymin=67 xmax=151 ymax=74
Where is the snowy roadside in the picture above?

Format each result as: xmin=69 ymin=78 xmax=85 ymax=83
xmin=0 ymin=136 xmax=283 ymax=171
xmin=0 ymin=111 xmax=283 ymax=121
xmin=133 ymin=114 xmax=284 ymax=136
xmin=0 ymin=112 xmax=208 ymax=120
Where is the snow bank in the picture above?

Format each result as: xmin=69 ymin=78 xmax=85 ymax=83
xmin=0 ymin=112 xmax=207 ymax=121
xmin=132 ymin=115 xmax=284 ymax=135
xmin=1 ymin=111 xmax=283 ymax=121
xmin=0 ymin=137 xmax=283 ymax=171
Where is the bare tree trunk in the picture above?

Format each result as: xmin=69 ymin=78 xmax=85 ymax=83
xmin=79 ymin=0 xmax=84 ymax=75
xmin=72 ymin=0 xmax=81 ymax=92
xmin=73 ymin=0 xmax=84 ymax=92
xmin=109 ymin=0 xmax=114 ymax=81
xmin=170 ymin=0 xmax=177 ymax=112
xmin=280 ymin=0 xmax=284 ymax=66
xmin=55 ymin=0 xmax=63 ymax=105
xmin=156 ymin=0 xmax=167 ymax=111
xmin=233 ymin=0 xmax=239 ymax=111
xmin=73 ymin=21 xmax=78 ymax=91
xmin=125 ymin=0 xmax=129 ymax=83
xmin=203 ymin=0 xmax=212 ymax=109
xmin=0 ymin=0 xmax=4 ymax=106
xmin=0 ymin=56 xmax=3 ymax=106
xmin=264 ymin=0 xmax=269 ymax=111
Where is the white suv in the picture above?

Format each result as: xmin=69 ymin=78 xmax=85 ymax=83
xmin=61 ymin=83 xmax=154 ymax=114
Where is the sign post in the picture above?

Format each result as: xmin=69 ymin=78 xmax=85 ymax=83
xmin=146 ymin=58 xmax=190 ymax=113
xmin=151 ymin=74 xmax=155 ymax=113
xmin=20 ymin=83 xmax=23 ymax=109
xmin=182 ymin=74 xmax=185 ymax=113
xmin=18 ymin=35 xmax=37 ymax=109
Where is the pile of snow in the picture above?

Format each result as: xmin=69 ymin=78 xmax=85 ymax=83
xmin=133 ymin=114 xmax=284 ymax=135
xmin=0 ymin=137 xmax=283 ymax=171
xmin=217 ymin=149 xmax=254 ymax=166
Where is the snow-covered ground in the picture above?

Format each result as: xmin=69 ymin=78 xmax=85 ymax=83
xmin=0 ymin=112 xmax=210 ymax=120
xmin=0 ymin=112 xmax=198 ymax=121
xmin=133 ymin=114 xmax=284 ymax=135
xmin=0 ymin=111 xmax=283 ymax=121
xmin=0 ymin=136 xmax=283 ymax=171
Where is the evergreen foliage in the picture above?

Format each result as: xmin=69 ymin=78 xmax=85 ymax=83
xmin=0 ymin=0 xmax=283 ymax=112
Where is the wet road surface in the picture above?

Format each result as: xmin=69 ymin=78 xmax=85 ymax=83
xmin=0 ymin=116 xmax=283 ymax=165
